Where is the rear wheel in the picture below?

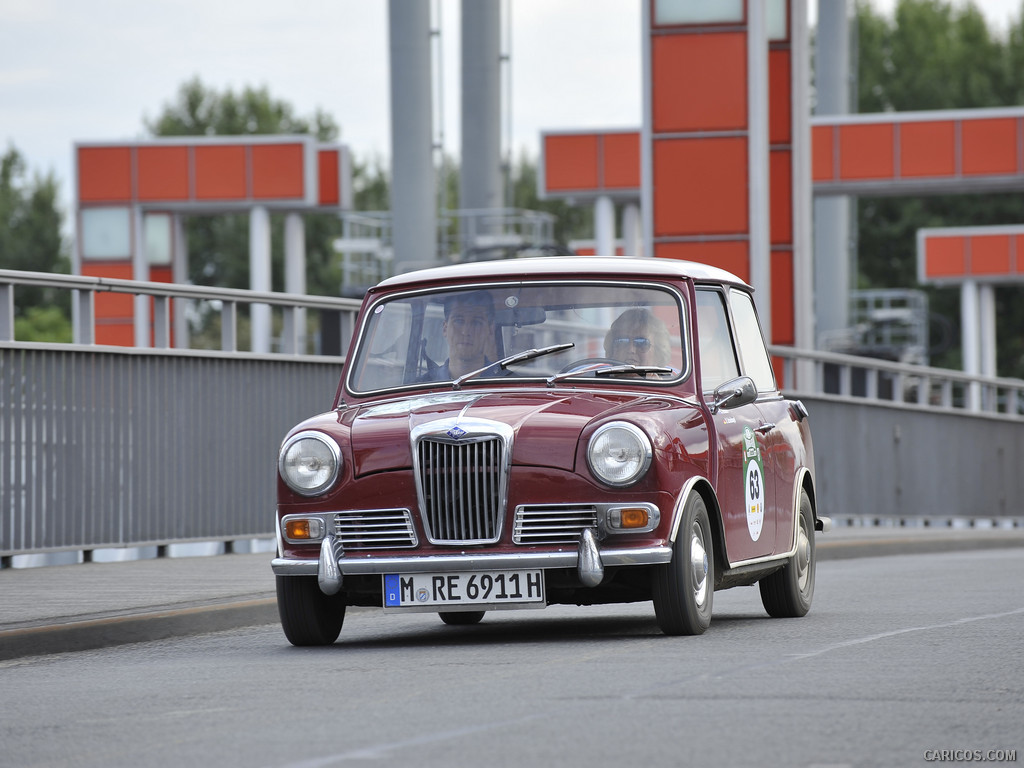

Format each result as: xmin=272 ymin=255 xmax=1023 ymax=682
xmin=759 ymin=489 xmax=815 ymax=618
xmin=439 ymin=611 xmax=485 ymax=626
xmin=652 ymin=493 xmax=714 ymax=636
xmin=276 ymin=575 xmax=346 ymax=646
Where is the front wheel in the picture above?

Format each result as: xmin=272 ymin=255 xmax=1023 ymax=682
xmin=759 ymin=489 xmax=815 ymax=618
xmin=652 ymin=493 xmax=714 ymax=635
xmin=276 ymin=575 xmax=346 ymax=646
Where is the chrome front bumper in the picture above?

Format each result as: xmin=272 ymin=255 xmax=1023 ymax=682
xmin=272 ymin=532 xmax=673 ymax=595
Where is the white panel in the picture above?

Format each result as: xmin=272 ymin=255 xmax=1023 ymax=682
xmin=654 ymin=0 xmax=743 ymax=25
xmin=80 ymin=207 xmax=131 ymax=259
xmin=144 ymin=213 xmax=172 ymax=266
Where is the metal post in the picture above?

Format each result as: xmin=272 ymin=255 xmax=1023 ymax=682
xmin=133 ymin=206 xmax=150 ymax=347
xmin=389 ymin=0 xmax=437 ymax=271
xmin=961 ymin=280 xmax=980 ymax=410
xmin=622 ymin=204 xmax=641 ymax=258
xmin=979 ymin=284 xmax=997 ymax=377
xmin=284 ymin=212 xmax=306 ymax=354
xmin=249 ymin=206 xmax=272 ymax=354
xmin=748 ymin=0 xmax=771 ymax=341
xmin=172 ymin=213 xmax=190 ymax=349
xmin=461 ymin=0 xmax=503 ymax=233
xmin=814 ymin=0 xmax=854 ymax=347
xmin=595 ymin=196 xmax=615 ymax=257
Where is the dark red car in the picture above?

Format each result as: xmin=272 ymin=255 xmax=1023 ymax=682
xmin=272 ymin=257 xmax=829 ymax=644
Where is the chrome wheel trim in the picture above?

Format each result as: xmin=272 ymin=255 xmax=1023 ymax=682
xmin=795 ymin=515 xmax=812 ymax=593
xmin=689 ymin=521 xmax=709 ymax=608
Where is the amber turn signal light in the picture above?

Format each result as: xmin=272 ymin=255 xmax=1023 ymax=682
xmin=617 ymin=507 xmax=649 ymax=529
xmin=285 ymin=518 xmax=324 ymax=540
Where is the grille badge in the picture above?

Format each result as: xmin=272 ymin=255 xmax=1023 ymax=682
xmin=446 ymin=425 xmax=467 ymax=440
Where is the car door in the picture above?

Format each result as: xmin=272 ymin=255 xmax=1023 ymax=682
xmin=695 ymin=288 xmax=776 ymax=563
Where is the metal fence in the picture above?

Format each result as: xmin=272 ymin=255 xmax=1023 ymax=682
xmin=2 ymin=269 xmax=1023 ymax=563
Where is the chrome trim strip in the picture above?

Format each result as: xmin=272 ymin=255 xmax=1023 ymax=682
xmin=271 ymin=544 xmax=672 ymax=577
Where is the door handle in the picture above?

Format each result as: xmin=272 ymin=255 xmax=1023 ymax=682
xmin=755 ymin=423 xmax=775 ymax=434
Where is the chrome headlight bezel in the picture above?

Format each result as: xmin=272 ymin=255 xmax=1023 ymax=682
xmin=278 ymin=430 xmax=342 ymax=497
xmin=586 ymin=421 xmax=653 ymax=488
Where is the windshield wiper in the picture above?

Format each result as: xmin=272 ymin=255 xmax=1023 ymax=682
xmin=451 ymin=342 xmax=575 ymax=390
xmin=546 ymin=363 xmax=674 ymax=387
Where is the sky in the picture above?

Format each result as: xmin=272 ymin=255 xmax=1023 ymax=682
xmin=1 ymin=0 xmax=1021 ymax=223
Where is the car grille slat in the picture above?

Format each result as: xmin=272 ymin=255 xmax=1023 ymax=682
xmin=418 ymin=435 xmax=503 ymax=544
xmin=514 ymin=505 xmax=600 ymax=545
xmin=334 ymin=509 xmax=417 ymax=549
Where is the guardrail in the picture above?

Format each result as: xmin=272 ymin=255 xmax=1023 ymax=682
xmin=0 ymin=268 xmax=363 ymax=354
xmin=771 ymin=345 xmax=1024 ymax=418
xmin=2 ymin=269 xmax=1022 ymax=565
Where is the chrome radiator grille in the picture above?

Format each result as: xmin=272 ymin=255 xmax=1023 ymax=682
xmin=416 ymin=436 xmax=505 ymax=544
xmin=333 ymin=509 xmax=417 ymax=550
xmin=513 ymin=505 xmax=599 ymax=545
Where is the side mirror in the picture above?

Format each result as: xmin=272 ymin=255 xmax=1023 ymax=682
xmin=712 ymin=376 xmax=757 ymax=413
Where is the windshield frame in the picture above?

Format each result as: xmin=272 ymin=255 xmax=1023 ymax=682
xmin=342 ymin=278 xmax=692 ymax=398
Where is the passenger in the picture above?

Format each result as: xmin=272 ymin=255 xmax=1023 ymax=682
xmin=423 ymin=291 xmax=496 ymax=381
xmin=604 ymin=308 xmax=673 ymax=369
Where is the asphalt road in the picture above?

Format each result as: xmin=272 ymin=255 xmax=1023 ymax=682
xmin=1 ymin=546 xmax=1021 ymax=768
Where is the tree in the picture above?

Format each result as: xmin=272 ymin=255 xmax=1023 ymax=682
xmin=854 ymin=0 xmax=1024 ymax=377
xmin=0 ymin=146 xmax=70 ymax=340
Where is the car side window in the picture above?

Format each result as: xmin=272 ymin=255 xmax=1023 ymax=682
xmin=695 ymin=289 xmax=740 ymax=392
xmin=729 ymin=289 xmax=776 ymax=392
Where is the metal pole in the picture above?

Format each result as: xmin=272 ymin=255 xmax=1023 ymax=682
xmin=249 ymin=205 xmax=271 ymax=354
xmin=748 ymin=0 xmax=771 ymax=341
xmin=389 ymin=0 xmax=437 ymax=271
xmin=461 ymin=0 xmax=503 ymax=236
xmin=595 ymin=196 xmax=615 ymax=257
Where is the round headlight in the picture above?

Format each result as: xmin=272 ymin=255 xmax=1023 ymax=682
xmin=279 ymin=431 xmax=342 ymax=496
xmin=587 ymin=422 xmax=652 ymax=487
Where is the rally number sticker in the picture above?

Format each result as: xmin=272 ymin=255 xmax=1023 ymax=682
xmin=742 ymin=425 xmax=765 ymax=541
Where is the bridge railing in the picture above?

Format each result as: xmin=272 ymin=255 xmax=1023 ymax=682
xmin=771 ymin=346 xmax=1024 ymax=418
xmin=2 ymin=269 xmax=1023 ymax=564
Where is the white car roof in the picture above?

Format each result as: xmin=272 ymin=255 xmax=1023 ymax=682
xmin=376 ymin=256 xmax=751 ymax=291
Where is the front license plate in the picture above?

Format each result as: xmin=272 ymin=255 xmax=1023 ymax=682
xmin=383 ymin=570 xmax=545 ymax=610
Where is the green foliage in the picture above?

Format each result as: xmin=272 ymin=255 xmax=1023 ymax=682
xmin=0 ymin=146 xmax=70 ymax=340
xmin=14 ymin=305 xmax=71 ymax=343
xmin=854 ymin=0 xmax=1024 ymax=377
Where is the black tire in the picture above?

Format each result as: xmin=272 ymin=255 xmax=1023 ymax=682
xmin=276 ymin=575 xmax=346 ymax=646
xmin=759 ymin=489 xmax=815 ymax=618
xmin=439 ymin=611 xmax=485 ymax=626
xmin=652 ymin=493 xmax=714 ymax=636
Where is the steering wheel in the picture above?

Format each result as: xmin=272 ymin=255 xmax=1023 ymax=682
xmin=556 ymin=357 xmax=626 ymax=375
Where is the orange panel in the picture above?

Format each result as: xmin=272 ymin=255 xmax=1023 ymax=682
xmin=149 ymin=266 xmax=173 ymax=283
xmin=770 ymin=150 xmax=792 ymax=245
xmin=969 ymin=234 xmax=1012 ymax=276
xmin=769 ymin=49 xmax=791 ymax=145
xmin=78 ymin=147 xmax=133 ymax=202
xmin=811 ymin=125 xmax=835 ymax=181
xmin=194 ymin=145 xmax=247 ymax=200
xmin=544 ymin=134 xmax=600 ymax=191
xmin=900 ymin=121 xmax=955 ymax=178
xmin=770 ymin=249 xmax=794 ymax=345
xmin=839 ymin=123 xmax=894 ymax=180
xmin=1018 ymin=236 xmax=1024 ymax=275
xmin=652 ymin=32 xmax=747 ymax=133
xmin=656 ymin=241 xmax=750 ymax=284
xmin=137 ymin=146 xmax=189 ymax=201
xmin=653 ymin=137 xmax=748 ymax=237
xmin=82 ymin=263 xmax=135 ymax=318
xmin=925 ymin=236 xmax=966 ymax=279
xmin=252 ymin=143 xmax=305 ymax=199
xmin=602 ymin=133 xmax=641 ymax=189
xmin=961 ymin=118 xmax=1018 ymax=175
xmin=318 ymin=149 xmax=340 ymax=206
xmin=95 ymin=322 xmax=136 ymax=347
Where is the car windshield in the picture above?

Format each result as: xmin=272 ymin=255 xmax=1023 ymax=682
xmin=347 ymin=281 xmax=688 ymax=393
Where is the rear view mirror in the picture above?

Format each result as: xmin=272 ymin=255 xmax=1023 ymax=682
xmin=712 ymin=376 xmax=757 ymax=413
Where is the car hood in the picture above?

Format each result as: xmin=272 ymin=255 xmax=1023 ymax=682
xmin=343 ymin=389 xmax=674 ymax=477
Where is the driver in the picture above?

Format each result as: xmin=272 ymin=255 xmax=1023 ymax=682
xmin=604 ymin=308 xmax=672 ymax=368
xmin=423 ymin=291 xmax=496 ymax=381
